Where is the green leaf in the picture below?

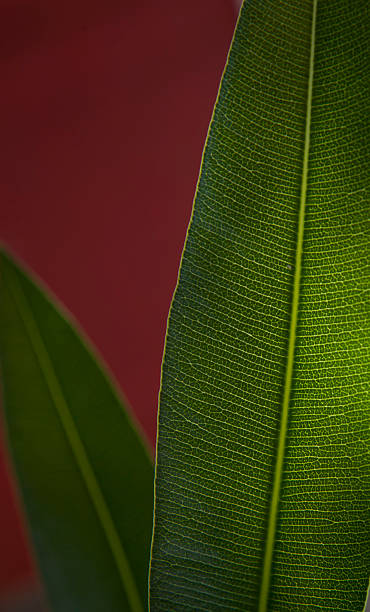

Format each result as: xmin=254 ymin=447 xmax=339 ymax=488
xmin=150 ymin=1 xmax=369 ymax=610
xmin=0 ymin=251 xmax=154 ymax=612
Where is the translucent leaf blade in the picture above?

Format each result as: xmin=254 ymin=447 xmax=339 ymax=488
xmin=150 ymin=1 xmax=370 ymax=610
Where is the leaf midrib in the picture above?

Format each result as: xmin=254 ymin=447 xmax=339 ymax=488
xmin=257 ymin=1 xmax=318 ymax=610
xmin=6 ymin=269 xmax=143 ymax=612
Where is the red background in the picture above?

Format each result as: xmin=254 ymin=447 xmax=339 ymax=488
xmin=0 ymin=0 xmax=239 ymax=603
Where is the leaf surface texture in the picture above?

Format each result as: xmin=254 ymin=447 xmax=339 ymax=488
xmin=150 ymin=1 xmax=370 ymax=610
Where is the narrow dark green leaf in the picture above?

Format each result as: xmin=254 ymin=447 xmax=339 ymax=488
xmin=150 ymin=1 xmax=369 ymax=610
xmin=0 ymin=251 xmax=154 ymax=612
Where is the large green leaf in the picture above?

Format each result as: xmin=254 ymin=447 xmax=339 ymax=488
xmin=0 ymin=251 xmax=154 ymax=612
xmin=150 ymin=1 xmax=369 ymax=610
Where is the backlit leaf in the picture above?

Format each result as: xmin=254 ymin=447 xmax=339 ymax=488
xmin=150 ymin=1 xmax=370 ymax=610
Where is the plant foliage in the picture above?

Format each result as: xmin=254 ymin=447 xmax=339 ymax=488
xmin=0 ymin=0 xmax=369 ymax=611
xmin=0 ymin=252 xmax=153 ymax=612
xmin=150 ymin=1 xmax=370 ymax=610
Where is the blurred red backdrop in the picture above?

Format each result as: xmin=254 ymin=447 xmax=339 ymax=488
xmin=0 ymin=0 xmax=239 ymax=603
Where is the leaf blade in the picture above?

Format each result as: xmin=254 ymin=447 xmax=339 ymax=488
xmin=150 ymin=1 xmax=370 ymax=610
xmin=0 ymin=251 xmax=154 ymax=612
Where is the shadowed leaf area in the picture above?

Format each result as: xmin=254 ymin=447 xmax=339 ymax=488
xmin=0 ymin=252 xmax=154 ymax=612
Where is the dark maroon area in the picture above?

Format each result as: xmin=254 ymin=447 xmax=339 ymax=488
xmin=0 ymin=0 xmax=238 ymax=597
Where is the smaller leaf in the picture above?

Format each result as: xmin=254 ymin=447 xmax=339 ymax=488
xmin=0 ymin=249 xmax=154 ymax=612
